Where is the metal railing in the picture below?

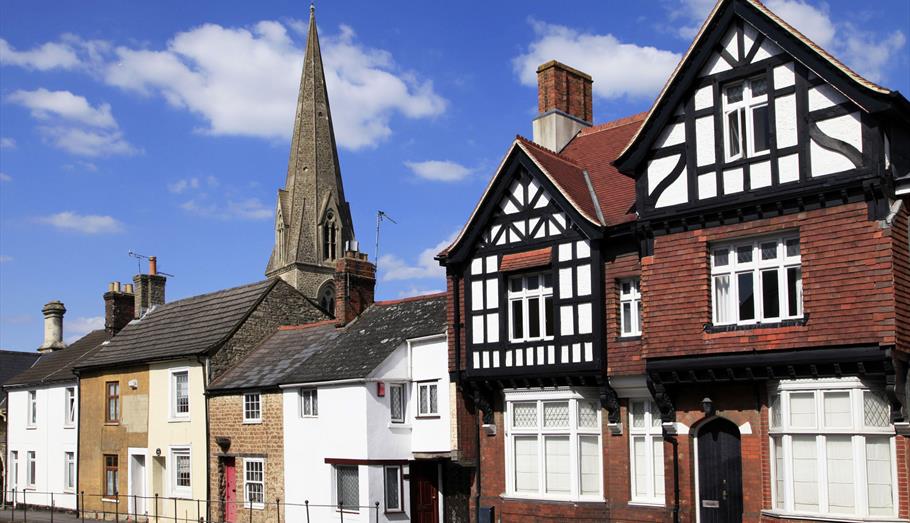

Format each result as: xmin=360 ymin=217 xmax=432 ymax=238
xmin=3 ymin=489 xmax=383 ymax=523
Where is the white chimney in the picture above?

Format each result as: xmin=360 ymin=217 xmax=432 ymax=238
xmin=39 ymin=300 xmax=67 ymax=352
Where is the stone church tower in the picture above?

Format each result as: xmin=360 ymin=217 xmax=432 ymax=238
xmin=266 ymin=5 xmax=355 ymax=313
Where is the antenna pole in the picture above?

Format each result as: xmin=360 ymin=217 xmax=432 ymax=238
xmin=374 ymin=210 xmax=397 ymax=274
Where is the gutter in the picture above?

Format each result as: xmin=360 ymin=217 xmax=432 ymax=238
xmin=278 ymin=378 xmax=366 ymax=389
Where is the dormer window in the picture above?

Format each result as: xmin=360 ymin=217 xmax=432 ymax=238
xmin=322 ymin=211 xmax=337 ymax=261
xmin=723 ymin=76 xmax=770 ymax=161
xmin=508 ymin=273 xmax=554 ymax=342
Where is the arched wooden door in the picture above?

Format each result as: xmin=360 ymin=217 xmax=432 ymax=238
xmin=697 ymin=418 xmax=743 ymax=522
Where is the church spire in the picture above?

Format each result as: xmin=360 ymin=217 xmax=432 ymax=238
xmin=266 ymin=5 xmax=355 ymax=310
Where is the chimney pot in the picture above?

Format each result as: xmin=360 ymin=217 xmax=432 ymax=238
xmin=149 ymin=256 xmax=158 ymax=276
xmin=133 ymin=263 xmax=166 ymax=319
xmin=105 ymin=282 xmax=135 ymax=335
xmin=108 ymin=282 xmax=116 ymax=292
xmin=39 ymin=300 xmax=66 ymax=352
xmin=124 ymin=283 xmax=134 ymax=294
xmin=532 ymin=60 xmax=593 ymax=151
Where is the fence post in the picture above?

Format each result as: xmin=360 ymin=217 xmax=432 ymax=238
xmin=305 ymin=500 xmax=309 ymax=523
xmin=115 ymin=493 xmax=120 ymax=522
xmin=174 ymin=497 xmax=178 ymax=523
xmin=276 ymin=498 xmax=281 ymax=523
xmin=81 ymin=491 xmax=85 ymax=523
xmin=11 ymin=488 xmax=16 ymax=521
xmin=22 ymin=488 xmax=26 ymax=523
xmin=375 ymin=501 xmax=380 ymax=523
xmin=154 ymin=493 xmax=159 ymax=523
xmin=249 ymin=492 xmax=253 ymax=523
xmin=50 ymin=493 xmax=54 ymax=523
xmin=196 ymin=498 xmax=200 ymax=523
xmin=338 ymin=501 xmax=343 ymax=523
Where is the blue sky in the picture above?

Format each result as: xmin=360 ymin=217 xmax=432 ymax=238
xmin=1 ymin=0 xmax=908 ymax=351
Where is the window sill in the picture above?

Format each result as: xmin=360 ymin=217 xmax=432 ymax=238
xmin=242 ymin=419 xmax=262 ymax=425
xmin=168 ymin=417 xmax=191 ymax=423
xmin=170 ymin=493 xmax=192 ymax=500
xmin=615 ymin=335 xmax=641 ymax=342
xmin=26 ymin=426 xmax=36 ymax=430
xmin=101 ymin=498 xmax=119 ymax=503
xmin=388 ymin=423 xmax=412 ymax=430
xmin=63 ymin=424 xmax=75 ymax=429
xmin=104 ymin=422 xmax=120 ymax=426
xmin=627 ymin=500 xmax=665 ymax=508
xmin=416 ymin=415 xmax=440 ymax=420
xmin=244 ymin=504 xmax=265 ymax=510
xmin=501 ymin=493 xmax=605 ymax=504
xmin=761 ymin=510 xmax=905 ymax=523
xmin=705 ymin=316 xmax=808 ymax=333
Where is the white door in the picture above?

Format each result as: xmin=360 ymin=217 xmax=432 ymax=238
xmin=129 ymin=454 xmax=147 ymax=516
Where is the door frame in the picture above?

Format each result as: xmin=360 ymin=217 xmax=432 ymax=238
xmin=692 ymin=416 xmax=744 ymax=523
xmin=127 ymin=448 xmax=148 ymax=516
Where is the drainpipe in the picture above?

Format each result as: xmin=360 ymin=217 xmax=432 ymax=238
xmin=669 ymin=434 xmax=680 ymax=523
xmin=199 ymin=355 xmax=212 ymax=523
xmin=474 ymin=392 xmax=481 ymax=523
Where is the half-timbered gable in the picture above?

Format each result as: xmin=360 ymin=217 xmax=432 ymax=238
xmin=615 ymin=0 xmax=910 ymax=225
xmin=441 ymin=139 xmax=606 ymax=379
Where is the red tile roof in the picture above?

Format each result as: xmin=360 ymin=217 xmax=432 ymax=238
xmin=500 ymin=247 xmax=553 ymax=272
xmin=515 ymin=137 xmax=599 ymax=224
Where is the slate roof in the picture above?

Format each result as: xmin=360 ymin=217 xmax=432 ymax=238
xmin=3 ymin=330 xmax=108 ymax=389
xmin=208 ymin=294 xmax=447 ymax=392
xmin=0 ymin=350 xmax=41 ymax=406
xmin=78 ymin=279 xmax=278 ymax=370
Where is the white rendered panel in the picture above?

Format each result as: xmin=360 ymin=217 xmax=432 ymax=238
xmin=534 ymin=191 xmax=550 ymax=209
xmin=773 ymin=62 xmax=795 ymax=89
xmin=578 ymin=303 xmax=592 ymax=334
xmin=656 ymin=169 xmax=688 ymax=208
xmin=808 ymin=84 xmax=847 ymax=111
xmin=493 ymin=351 xmax=500 ymax=368
xmin=723 ymin=167 xmax=744 ymax=194
xmin=647 ymin=155 xmax=680 ymax=195
xmin=511 ymin=181 xmax=525 ymax=205
xmin=695 ymin=116 xmax=716 ymax=167
xmin=702 ymin=52 xmax=731 ymax=76
xmin=722 ymin=26 xmax=739 ymax=59
xmin=471 ymin=258 xmax=483 ymax=275
xmin=778 ymin=153 xmax=800 ymax=183
xmin=486 ymin=255 xmax=497 ymax=273
xmin=775 ymin=94 xmax=797 ymax=148
xmin=698 ymin=173 xmax=717 ymax=199
xmin=552 ymin=213 xmax=566 ymax=231
xmin=560 ymin=345 xmax=569 ymax=364
xmin=751 ymin=160 xmax=772 ymax=189
xmin=558 ymin=243 xmax=572 ymax=262
xmin=471 ymin=281 xmax=483 ymax=311
xmin=502 ymin=198 xmax=518 ymax=214
xmin=576 ymin=240 xmax=590 ymax=259
xmin=559 ymin=268 xmax=573 ymax=299
xmin=743 ymin=23 xmax=758 ymax=55
xmin=694 ymin=85 xmax=714 ymax=110
xmin=576 ymin=265 xmax=591 ymax=296
xmin=473 ymin=352 xmax=480 ymax=369
xmin=584 ymin=342 xmax=593 ymax=362
xmin=560 ymin=306 xmax=574 ymax=336
xmin=487 ymin=314 xmax=499 ymax=343
xmin=811 ymin=113 xmax=862 ymax=177
xmin=472 ymin=315 xmax=484 ymax=344
xmin=817 ymin=113 xmax=862 ymax=150
xmin=752 ymin=38 xmax=782 ymax=62
xmin=482 ymin=351 xmax=489 ymax=369
xmin=572 ymin=343 xmax=582 ymax=363
xmin=486 ymin=279 xmax=498 ymax=309
xmin=654 ymin=122 xmax=685 ymax=149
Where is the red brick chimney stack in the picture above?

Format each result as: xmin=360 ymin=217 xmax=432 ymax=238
xmin=104 ymin=281 xmax=135 ymax=335
xmin=133 ymin=256 xmax=166 ymax=319
xmin=533 ymin=60 xmax=594 ymax=152
xmin=334 ymin=244 xmax=376 ymax=327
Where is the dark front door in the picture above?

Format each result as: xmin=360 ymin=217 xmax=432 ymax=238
xmin=410 ymin=461 xmax=439 ymax=523
xmin=697 ymin=418 xmax=743 ymax=523
xmin=221 ymin=457 xmax=237 ymax=523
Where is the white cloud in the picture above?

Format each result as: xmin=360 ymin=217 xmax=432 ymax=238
xmin=668 ymin=0 xmax=906 ymax=83
xmin=514 ymin=19 xmax=681 ymax=100
xmin=0 ymin=137 xmax=16 ymax=149
xmin=405 ymin=160 xmax=474 ymax=182
xmin=170 ymin=175 xmax=268 ymax=220
xmin=0 ymin=172 xmax=11 ymax=182
xmin=8 ymin=89 xmax=117 ymax=128
xmin=395 ymin=287 xmax=445 ymax=298
xmin=379 ymin=232 xmax=455 ymax=282
xmin=39 ymin=126 xmax=137 ymax=157
xmin=39 ymin=211 xmax=124 ymax=234
xmin=0 ymin=38 xmax=81 ymax=70
xmin=168 ymin=177 xmax=201 ymax=194
xmin=66 ymin=316 xmax=104 ymax=343
xmin=103 ymin=20 xmax=446 ymax=150
xmin=0 ymin=255 xmax=12 ymax=263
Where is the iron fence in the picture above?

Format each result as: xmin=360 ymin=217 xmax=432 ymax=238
xmin=2 ymin=490 xmax=382 ymax=523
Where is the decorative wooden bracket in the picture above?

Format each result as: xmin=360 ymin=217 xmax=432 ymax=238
xmin=647 ymin=376 xmax=676 ymax=424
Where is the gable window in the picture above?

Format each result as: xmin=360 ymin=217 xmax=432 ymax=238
xmin=106 ymin=382 xmax=120 ymax=423
xmin=619 ymin=278 xmax=642 ymax=337
xmin=389 ymin=383 xmax=405 ymax=423
xmin=417 ymin=381 xmax=438 ymax=417
xmin=299 ymin=388 xmax=318 ymax=417
xmin=243 ymin=458 xmax=265 ymax=509
xmin=26 ymin=451 xmax=36 ymax=487
xmin=505 ymin=390 xmax=602 ymax=501
xmin=171 ymin=448 xmax=191 ymax=497
xmin=508 ymin=273 xmax=554 ymax=342
xmin=723 ymin=76 xmax=770 ymax=161
xmin=27 ymin=390 xmax=37 ymax=427
xmin=629 ymin=399 xmax=665 ymax=505
xmin=65 ymin=387 xmax=76 ymax=427
xmin=171 ymin=370 xmax=189 ymax=419
xmin=712 ymin=236 xmax=801 ymax=326
xmin=384 ymin=465 xmax=403 ymax=512
xmin=769 ymin=378 xmax=897 ymax=518
xmin=334 ymin=465 xmax=359 ymax=510
xmin=103 ymin=454 xmax=118 ymax=499
xmin=65 ymin=451 xmax=76 ymax=492
xmin=243 ymin=392 xmax=262 ymax=423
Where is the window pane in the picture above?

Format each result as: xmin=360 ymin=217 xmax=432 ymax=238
xmin=544 ymin=297 xmax=554 ymax=337
xmin=737 ymin=246 xmax=753 ymax=264
xmin=578 ymin=401 xmax=598 ymax=428
xmin=511 ymin=300 xmax=523 ymax=339
xmin=789 ymin=392 xmax=816 ymax=428
xmin=622 ymin=303 xmax=632 ymax=333
xmin=176 ymin=454 xmax=191 ymax=487
xmin=650 ymin=403 xmax=662 ymax=428
xmin=761 ymin=269 xmax=780 ymax=319
xmin=633 ymin=437 xmax=648 ymax=497
xmin=653 ymin=438 xmax=665 ymax=497
xmin=514 ymin=436 xmax=538 ymax=492
xmin=791 ymin=435 xmax=819 ymax=512
xmin=714 ymin=249 xmax=729 ymax=267
xmin=527 ymin=275 xmax=539 ymax=290
xmin=760 ymin=242 xmax=778 ymax=260
xmin=336 ymin=466 xmax=359 ymax=507
xmin=714 ymin=275 xmax=731 ymax=324
xmin=751 ymin=77 xmax=768 ymax=96
xmin=753 ymin=105 xmax=770 ymax=152
xmin=631 ymin=401 xmax=645 ymax=429
xmin=785 ymin=238 xmax=800 ymax=258
xmin=621 ymin=281 xmax=632 ymax=295
xmin=738 ymin=272 xmax=755 ymax=321
xmin=866 ymin=437 xmax=894 ymax=516
xmin=823 ymin=392 xmax=851 ymax=428
xmin=513 ymin=403 xmax=537 ymax=428
xmin=390 ymin=386 xmax=403 ymax=422
xmin=773 ymin=437 xmax=785 ymax=509
xmin=385 ymin=467 xmax=400 ymax=510
xmin=727 ymin=110 xmax=741 ymax=157
xmin=770 ymin=394 xmax=782 ymax=428
xmin=787 ymin=267 xmax=802 ymax=317
xmin=579 ymin=435 xmax=600 ymax=495
xmin=826 ymin=436 xmax=855 ymax=514
xmin=726 ymin=83 xmax=744 ymax=103
xmin=419 ymin=386 xmax=428 ymax=414
xmin=542 ymin=273 xmax=553 ymax=289
xmin=510 ymin=277 xmax=522 ymax=293
xmin=528 ymin=297 xmax=541 ymax=339
xmin=543 ymin=402 xmax=569 ymax=428
xmin=864 ymin=391 xmax=891 ymax=427
xmin=544 ymin=436 xmax=570 ymax=494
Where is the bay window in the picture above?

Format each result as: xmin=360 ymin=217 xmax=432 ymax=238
xmin=505 ymin=389 xmax=602 ymax=500
xmin=629 ymin=399 xmax=665 ymax=504
xmin=723 ymin=76 xmax=771 ymax=161
xmin=712 ymin=236 xmax=801 ymax=326
xmin=508 ymin=273 xmax=554 ymax=342
xmin=769 ymin=378 xmax=897 ymax=518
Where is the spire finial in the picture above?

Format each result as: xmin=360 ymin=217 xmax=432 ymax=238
xmin=310 ymin=2 xmax=315 ymax=14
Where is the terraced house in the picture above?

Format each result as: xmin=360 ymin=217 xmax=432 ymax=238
xmin=440 ymin=0 xmax=910 ymax=521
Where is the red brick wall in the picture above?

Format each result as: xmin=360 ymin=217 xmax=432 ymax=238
xmin=606 ymin=254 xmax=644 ymax=376
xmin=891 ymin=200 xmax=910 ymax=354
xmin=642 ymin=202 xmax=897 ymax=359
xmin=537 ymin=61 xmax=593 ymax=123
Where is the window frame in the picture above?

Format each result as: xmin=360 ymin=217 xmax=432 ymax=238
xmin=628 ymin=398 xmax=665 ymax=505
xmin=383 ymin=465 xmax=403 ymax=513
xmin=105 ymin=381 xmax=120 ymax=424
xmin=26 ymin=451 xmax=36 ymax=488
xmin=243 ymin=392 xmax=262 ymax=424
xmin=722 ymin=75 xmax=771 ymax=162
xmin=507 ymin=272 xmax=555 ymax=343
xmin=64 ymin=451 xmax=76 ymax=492
xmin=504 ymin=388 xmax=603 ymax=502
xmin=169 ymin=447 xmax=192 ymax=498
xmin=334 ymin=464 xmax=360 ymax=512
xmin=169 ymin=368 xmax=190 ymax=420
xmin=64 ymin=387 xmax=76 ymax=427
xmin=27 ymin=390 xmax=37 ymax=427
xmin=243 ymin=458 xmax=265 ymax=509
xmin=619 ymin=278 xmax=642 ymax=337
xmin=416 ymin=381 xmax=439 ymax=418
xmin=389 ymin=383 xmax=406 ymax=424
xmin=103 ymin=454 xmax=119 ymax=500
xmin=768 ymin=378 xmax=898 ymax=519
xmin=711 ymin=235 xmax=802 ymax=326
xmin=10 ymin=450 xmax=18 ymax=490
xmin=299 ymin=388 xmax=318 ymax=418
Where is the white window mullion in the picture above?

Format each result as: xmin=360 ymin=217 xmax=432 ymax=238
xmin=817 ymin=434 xmax=829 ymax=514
xmin=855 ymin=434 xmax=869 ymax=517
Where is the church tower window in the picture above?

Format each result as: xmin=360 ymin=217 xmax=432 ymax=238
xmin=318 ymin=281 xmax=336 ymax=316
xmin=323 ymin=211 xmax=337 ymax=261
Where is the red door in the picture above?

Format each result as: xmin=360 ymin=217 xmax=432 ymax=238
xmin=223 ymin=458 xmax=237 ymax=523
xmin=410 ymin=462 xmax=439 ymax=523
